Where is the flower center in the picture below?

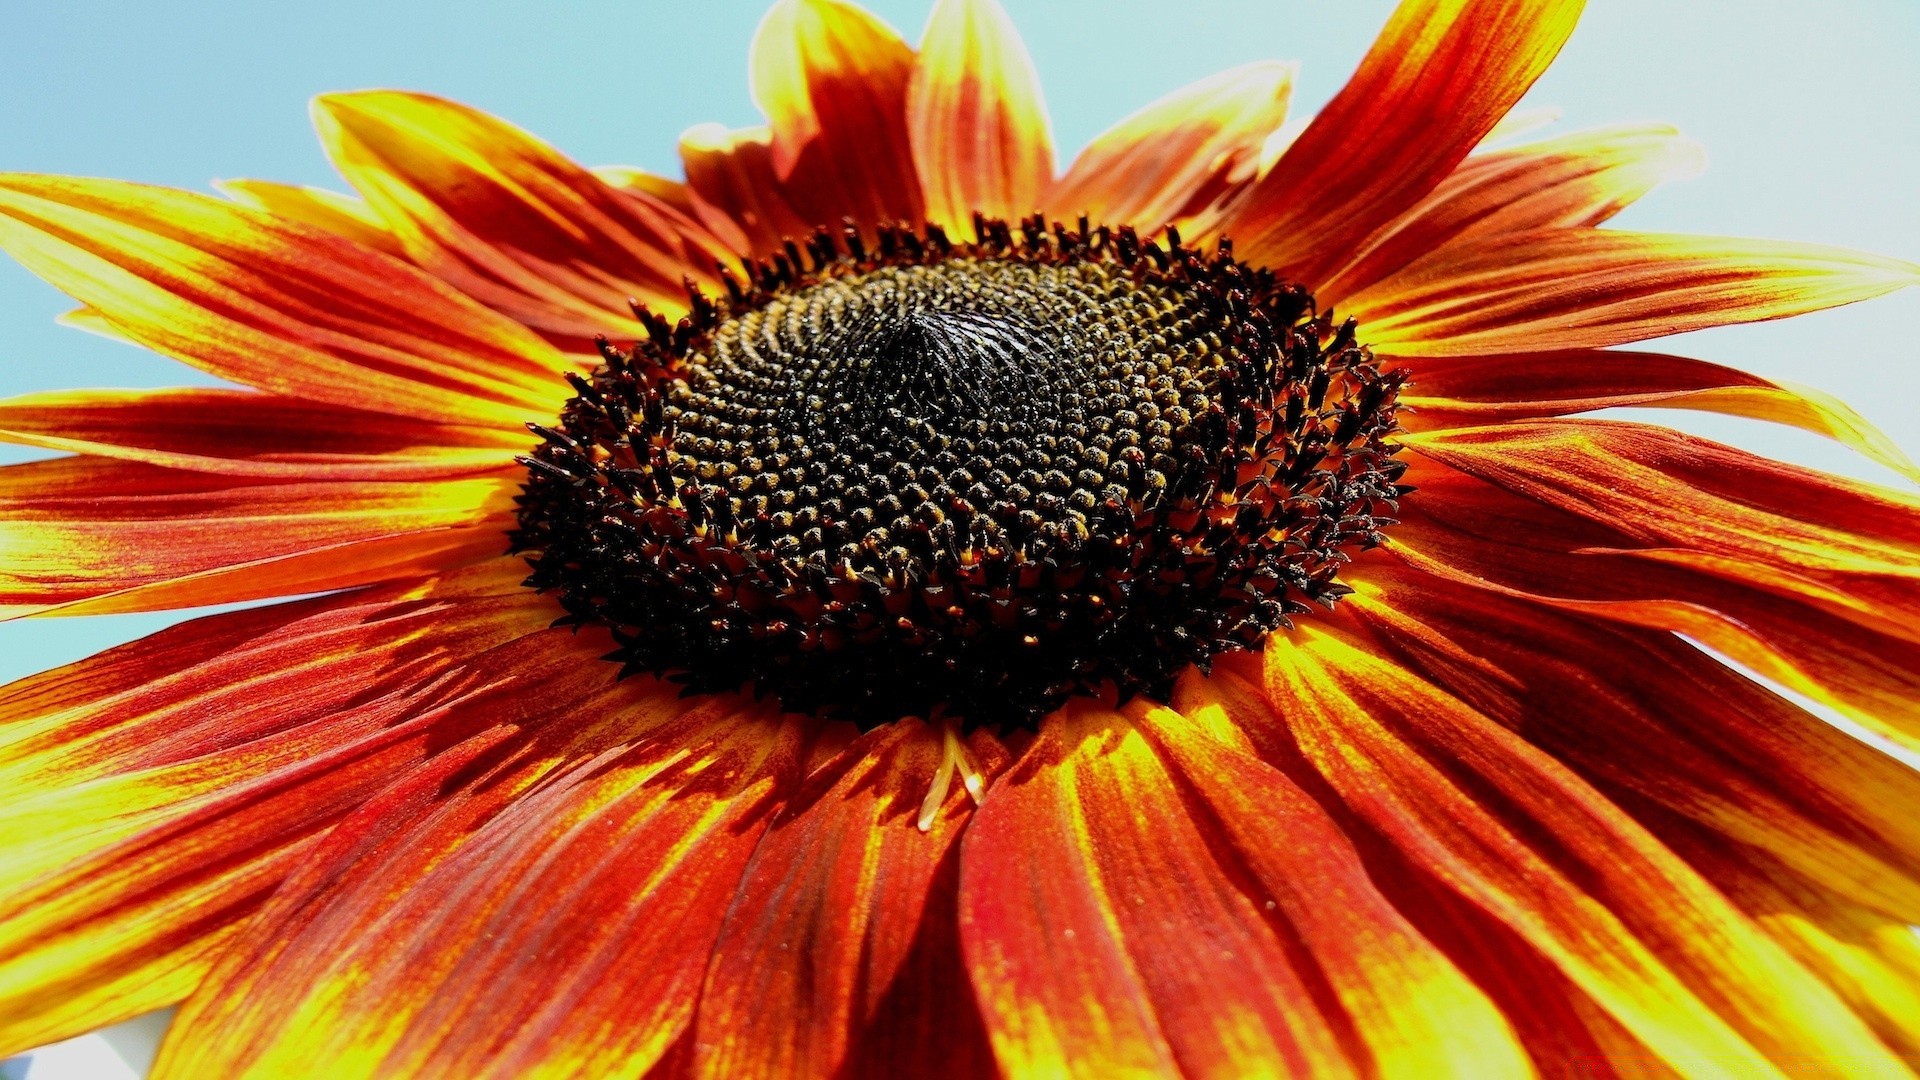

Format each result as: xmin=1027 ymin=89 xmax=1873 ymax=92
xmin=515 ymin=219 xmax=1406 ymax=729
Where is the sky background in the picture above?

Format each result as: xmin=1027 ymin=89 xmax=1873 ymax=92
xmin=3 ymin=0 xmax=1919 ymax=1074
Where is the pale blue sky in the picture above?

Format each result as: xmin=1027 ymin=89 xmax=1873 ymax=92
xmin=1 ymin=0 xmax=1917 ymax=684
xmin=3 ymin=1 xmax=1920 ymax=1075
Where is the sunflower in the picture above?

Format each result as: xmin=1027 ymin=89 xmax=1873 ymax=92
xmin=4 ymin=0 xmax=1920 ymax=1075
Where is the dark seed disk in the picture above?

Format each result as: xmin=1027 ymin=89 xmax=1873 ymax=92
xmin=514 ymin=217 xmax=1407 ymax=730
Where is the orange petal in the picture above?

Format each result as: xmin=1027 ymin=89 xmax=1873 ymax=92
xmin=213 ymin=178 xmax=407 ymax=257
xmin=313 ymin=91 xmax=735 ymax=339
xmin=153 ymin=696 xmax=805 ymax=1080
xmin=0 ymin=174 xmax=572 ymax=429
xmin=1321 ymin=124 xmax=1705 ymax=301
xmin=907 ymin=0 xmax=1053 ymax=234
xmin=0 ymin=387 xmax=525 ymax=480
xmin=679 ymin=123 xmax=815 ymax=258
xmin=1044 ymin=62 xmax=1295 ymax=239
xmin=1347 ymin=229 xmax=1919 ymax=356
xmin=958 ymin=700 xmax=1525 ymax=1078
xmin=0 ymin=565 xmax=564 ymax=1055
xmin=1394 ymin=348 xmax=1920 ymax=481
xmin=694 ymin=721 xmax=1007 ymax=1078
xmin=749 ymin=0 xmax=923 ymax=232
xmin=1249 ymin=618 xmax=1907 ymax=1076
xmin=0 ymin=457 xmax=517 ymax=617
xmin=1222 ymin=0 xmax=1585 ymax=288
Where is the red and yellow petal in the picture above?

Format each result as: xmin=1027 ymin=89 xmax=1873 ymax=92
xmin=694 ymin=721 xmax=1008 ymax=1079
xmin=0 ymin=387 xmax=525 ymax=481
xmin=0 ymin=564 xmax=564 ymax=1055
xmin=0 ymin=457 xmax=517 ymax=617
xmin=1043 ymin=62 xmax=1295 ymax=240
xmin=750 ymin=0 xmax=924 ymax=232
xmin=1241 ymin=620 xmax=1909 ymax=1076
xmin=908 ymin=0 xmax=1053 ymax=235
xmin=1394 ymin=348 xmax=1920 ymax=481
xmin=312 ymin=90 xmax=735 ymax=340
xmin=1347 ymin=229 xmax=1919 ymax=356
xmin=1321 ymin=123 xmax=1705 ymax=302
xmin=153 ymin=693 xmax=806 ymax=1080
xmin=958 ymin=700 xmax=1526 ymax=1079
xmin=0 ymin=174 xmax=571 ymax=429
xmin=213 ymin=179 xmax=407 ymax=258
xmin=1224 ymin=0 xmax=1585 ymax=289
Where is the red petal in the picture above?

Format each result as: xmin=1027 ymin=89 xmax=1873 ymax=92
xmin=1223 ymin=0 xmax=1584 ymax=288
xmin=1321 ymin=123 xmax=1704 ymax=301
xmin=0 ymin=174 xmax=569 ymax=428
xmin=1346 ymin=229 xmax=1919 ymax=356
xmin=313 ymin=91 xmax=736 ymax=339
xmin=749 ymin=0 xmax=924 ymax=234
xmin=0 ymin=457 xmax=516 ymax=616
xmin=0 ymin=387 xmax=525 ymax=481
xmin=0 ymin=565 xmax=566 ymax=1054
xmin=907 ymin=0 xmax=1054 ymax=234
xmin=153 ymin=696 xmax=807 ymax=1079
xmin=694 ymin=721 xmax=1007 ymax=1078
xmin=1394 ymin=348 xmax=1919 ymax=480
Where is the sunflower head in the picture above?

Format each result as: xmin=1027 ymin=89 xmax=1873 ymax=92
xmin=515 ymin=218 xmax=1406 ymax=727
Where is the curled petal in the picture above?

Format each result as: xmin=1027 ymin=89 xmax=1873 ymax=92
xmin=1044 ymin=61 xmax=1295 ymax=240
xmin=1223 ymin=0 xmax=1585 ymax=287
xmin=679 ymin=123 xmax=814 ymax=258
xmin=908 ymin=0 xmax=1054 ymax=234
xmin=0 ymin=174 xmax=571 ymax=428
xmin=750 ymin=0 xmax=923 ymax=232
xmin=1347 ymin=229 xmax=1920 ymax=356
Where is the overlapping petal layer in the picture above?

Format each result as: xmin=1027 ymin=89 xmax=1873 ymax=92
xmin=153 ymin=692 xmax=804 ymax=1079
xmin=959 ymin=701 xmax=1527 ymax=1078
xmin=0 ymin=175 xmax=571 ymax=428
xmin=313 ymin=91 xmax=735 ymax=341
xmin=1224 ymin=0 xmax=1586 ymax=288
xmin=0 ymin=564 xmax=559 ymax=1055
xmin=695 ymin=722 xmax=1007 ymax=1079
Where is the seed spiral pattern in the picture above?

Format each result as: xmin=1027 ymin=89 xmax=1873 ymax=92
xmin=515 ymin=218 xmax=1408 ymax=729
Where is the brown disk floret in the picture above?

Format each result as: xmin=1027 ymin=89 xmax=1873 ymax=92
xmin=514 ymin=216 xmax=1408 ymax=730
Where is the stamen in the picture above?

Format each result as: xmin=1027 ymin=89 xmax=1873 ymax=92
xmin=918 ymin=716 xmax=983 ymax=833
